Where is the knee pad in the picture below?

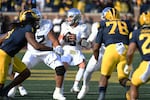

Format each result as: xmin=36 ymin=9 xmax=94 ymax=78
xmin=55 ymin=66 xmax=66 ymax=76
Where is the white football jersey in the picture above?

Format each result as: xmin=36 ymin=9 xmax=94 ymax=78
xmin=60 ymin=22 xmax=88 ymax=49
xmin=27 ymin=19 xmax=53 ymax=55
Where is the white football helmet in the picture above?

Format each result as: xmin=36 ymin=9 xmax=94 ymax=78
xmin=31 ymin=8 xmax=42 ymax=20
xmin=66 ymin=8 xmax=81 ymax=25
xmin=31 ymin=8 xmax=42 ymax=28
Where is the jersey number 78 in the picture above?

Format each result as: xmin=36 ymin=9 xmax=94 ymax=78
xmin=106 ymin=21 xmax=129 ymax=35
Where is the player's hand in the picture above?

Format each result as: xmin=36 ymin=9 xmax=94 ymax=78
xmin=68 ymin=33 xmax=76 ymax=41
xmin=124 ymin=64 xmax=132 ymax=75
xmin=81 ymin=39 xmax=91 ymax=48
xmin=54 ymin=45 xmax=64 ymax=55
xmin=64 ymin=32 xmax=76 ymax=41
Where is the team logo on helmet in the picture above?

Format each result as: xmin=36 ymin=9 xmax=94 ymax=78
xmin=101 ymin=7 xmax=112 ymax=20
xmin=104 ymin=7 xmax=120 ymax=20
xmin=19 ymin=10 xmax=40 ymax=23
xmin=139 ymin=11 xmax=150 ymax=26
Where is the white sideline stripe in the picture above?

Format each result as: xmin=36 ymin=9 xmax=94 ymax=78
xmin=19 ymin=91 xmax=150 ymax=95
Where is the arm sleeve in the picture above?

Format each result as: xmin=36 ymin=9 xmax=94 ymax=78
xmin=87 ymin=22 xmax=99 ymax=42
xmin=95 ymin=29 xmax=103 ymax=44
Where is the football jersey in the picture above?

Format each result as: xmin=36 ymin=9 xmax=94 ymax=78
xmin=0 ymin=24 xmax=35 ymax=57
xmin=27 ymin=19 xmax=53 ymax=55
xmin=60 ymin=22 xmax=88 ymax=49
xmin=96 ymin=20 xmax=132 ymax=47
xmin=130 ymin=26 xmax=150 ymax=61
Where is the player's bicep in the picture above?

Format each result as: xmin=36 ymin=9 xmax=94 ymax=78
xmin=25 ymin=32 xmax=39 ymax=49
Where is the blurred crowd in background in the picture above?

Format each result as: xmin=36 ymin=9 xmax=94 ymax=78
xmin=0 ymin=0 xmax=150 ymax=36
xmin=0 ymin=0 xmax=150 ymax=14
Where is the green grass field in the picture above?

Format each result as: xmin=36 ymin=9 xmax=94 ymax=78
xmin=6 ymin=50 xmax=150 ymax=100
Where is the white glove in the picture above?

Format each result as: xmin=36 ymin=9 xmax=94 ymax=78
xmin=81 ymin=39 xmax=91 ymax=48
xmin=54 ymin=45 xmax=64 ymax=55
xmin=124 ymin=64 xmax=132 ymax=75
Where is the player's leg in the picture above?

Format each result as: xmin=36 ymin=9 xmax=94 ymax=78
xmin=77 ymin=55 xmax=100 ymax=99
xmin=117 ymin=57 xmax=132 ymax=100
xmin=53 ymin=65 xmax=66 ymax=100
xmin=44 ymin=53 xmax=66 ymax=100
xmin=69 ymin=51 xmax=86 ymax=94
xmin=130 ymin=61 xmax=150 ymax=100
xmin=98 ymin=45 xmax=117 ymax=100
xmin=0 ymin=49 xmax=11 ymax=97
xmin=71 ymin=61 xmax=86 ymax=93
xmin=19 ymin=52 xmax=39 ymax=96
xmin=61 ymin=53 xmax=80 ymax=93
xmin=8 ymin=51 xmax=38 ymax=97
xmin=1 ymin=56 xmax=31 ymax=97
xmin=8 ymin=72 xmax=20 ymax=97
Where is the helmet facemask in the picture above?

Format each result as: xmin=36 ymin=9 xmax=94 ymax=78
xmin=66 ymin=8 xmax=81 ymax=26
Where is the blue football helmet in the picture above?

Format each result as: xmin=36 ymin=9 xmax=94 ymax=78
xmin=101 ymin=7 xmax=120 ymax=20
xmin=139 ymin=11 xmax=150 ymax=26
xmin=31 ymin=8 xmax=42 ymax=20
xmin=101 ymin=7 xmax=112 ymax=20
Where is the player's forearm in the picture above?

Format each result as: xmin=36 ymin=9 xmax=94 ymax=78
xmin=0 ymin=32 xmax=8 ymax=45
xmin=35 ymin=44 xmax=53 ymax=51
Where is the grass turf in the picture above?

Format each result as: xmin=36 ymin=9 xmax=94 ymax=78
xmin=5 ymin=50 xmax=150 ymax=100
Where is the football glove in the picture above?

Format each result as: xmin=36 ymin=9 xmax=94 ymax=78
xmin=81 ymin=39 xmax=91 ymax=48
xmin=54 ymin=45 xmax=64 ymax=55
xmin=124 ymin=64 xmax=133 ymax=75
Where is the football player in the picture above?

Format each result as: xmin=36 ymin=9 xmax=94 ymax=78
xmin=8 ymin=8 xmax=66 ymax=100
xmin=58 ymin=8 xmax=89 ymax=93
xmin=93 ymin=7 xmax=133 ymax=100
xmin=0 ymin=9 xmax=53 ymax=99
xmin=77 ymin=7 xmax=112 ymax=99
xmin=127 ymin=11 xmax=150 ymax=100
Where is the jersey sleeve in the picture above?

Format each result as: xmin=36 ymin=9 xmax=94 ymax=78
xmin=125 ymin=20 xmax=133 ymax=33
xmin=25 ymin=24 xmax=36 ymax=34
xmin=80 ymin=24 xmax=88 ymax=38
xmin=87 ymin=22 xmax=99 ymax=42
xmin=129 ymin=30 xmax=139 ymax=44
xmin=46 ymin=20 xmax=53 ymax=32
xmin=95 ymin=29 xmax=103 ymax=44
xmin=60 ymin=22 xmax=68 ymax=36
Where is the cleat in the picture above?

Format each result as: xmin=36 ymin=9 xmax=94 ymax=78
xmin=77 ymin=85 xmax=89 ymax=99
xmin=53 ymin=90 xmax=66 ymax=100
xmin=70 ymin=86 xmax=80 ymax=93
xmin=7 ymin=87 xmax=17 ymax=98
xmin=18 ymin=86 xmax=28 ymax=96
